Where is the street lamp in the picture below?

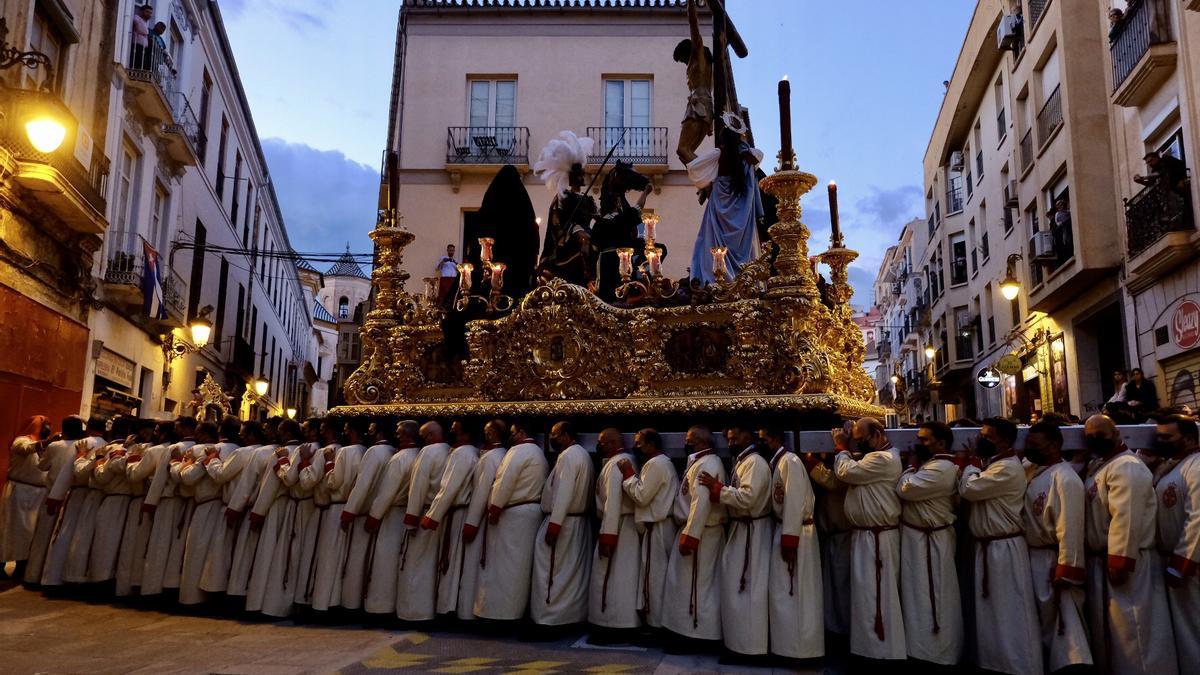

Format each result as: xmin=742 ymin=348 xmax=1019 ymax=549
xmin=162 ymin=306 xmax=214 ymax=365
xmin=924 ymin=345 xmax=937 ymax=360
xmin=1000 ymin=253 xmax=1023 ymax=301
xmin=189 ymin=314 xmax=213 ymax=349
xmin=254 ymin=377 xmax=269 ymax=398
xmin=1 ymin=18 xmax=67 ymax=153
xmin=286 ymin=407 xmax=297 ymax=419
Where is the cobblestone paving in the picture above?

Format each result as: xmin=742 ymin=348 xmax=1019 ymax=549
xmin=0 ymin=584 xmax=834 ymax=674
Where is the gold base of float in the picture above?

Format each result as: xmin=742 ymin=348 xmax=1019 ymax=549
xmin=332 ymin=168 xmax=885 ymax=426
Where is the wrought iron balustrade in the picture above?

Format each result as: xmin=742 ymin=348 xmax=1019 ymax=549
xmin=1125 ymin=177 xmax=1195 ymax=258
xmin=951 ymin=258 xmax=968 ymax=285
xmin=1020 ymin=129 xmax=1034 ymax=173
xmin=1110 ymin=0 xmax=1172 ymax=91
xmin=996 ymin=109 xmax=1007 ymax=140
xmin=1029 ymin=0 xmax=1049 ymax=27
xmin=164 ymin=91 xmax=204 ymax=154
xmin=446 ymin=126 xmax=530 ymax=165
xmin=125 ymin=30 xmax=177 ymax=96
xmin=104 ymin=232 xmax=144 ymax=286
xmin=947 ymin=184 xmax=964 ymax=214
xmin=586 ymin=127 xmax=669 ymax=165
xmin=1037 ymin=85 xmax=1062 ymax=147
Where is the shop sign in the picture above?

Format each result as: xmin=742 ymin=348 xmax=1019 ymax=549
xmin=996 ymin=354 xmax=1022 ymax=375
xmin=1173 ymin=300 xmax=1200 ymax=350
xmin=95 ymin=349 xmax=136 ymax=389
xmin=977 ymin=368 xmax=1001 ymax=389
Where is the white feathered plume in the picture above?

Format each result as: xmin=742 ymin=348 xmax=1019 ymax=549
xmin=533 ymin=131 xmax=594 ymax=195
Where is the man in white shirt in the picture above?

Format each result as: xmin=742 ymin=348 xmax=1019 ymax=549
xmin=435 ymin=244 xmax=458 ymax=307
xmin=130 ymin=4 xmax=153 ymax=69
xmin=530 ymin=422 xmax=594 ymax=629
xmin=617 ymin=429 xmax=679 ymax=630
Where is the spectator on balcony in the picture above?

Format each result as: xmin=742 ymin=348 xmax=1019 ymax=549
xmin=1108 ymin=8 xmax=1125 ymax=42
xmin=152 ymin=22 xmax=175 ymax=75
xmin=1136 ymin=151 xmax=1188 ymax=195
xmin=1053 ymin=198 xmax=1071 ymax=228
xmin=130 ymin=4 xmax=154 ymax=70
xmin=1108 ymin=370 xmax=1129 ymax=404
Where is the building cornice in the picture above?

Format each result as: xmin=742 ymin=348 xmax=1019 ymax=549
xmin=403 ymin=0 xmax=687 ymax=14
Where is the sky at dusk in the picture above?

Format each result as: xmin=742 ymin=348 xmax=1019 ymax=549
xmin=219 ymin=0 xmax=976 ymax=307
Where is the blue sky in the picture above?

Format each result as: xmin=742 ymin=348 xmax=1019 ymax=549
xmin=220 ymin=0 xmax=975 ymax=306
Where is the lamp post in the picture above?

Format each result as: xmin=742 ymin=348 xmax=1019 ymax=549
xmin=1000 ymin=253 xmax=1023 ymax=301
xmin=162 ymin=306 xmax=214 ymax=366
xmin=1 ymin=18 xmax=68 ymax=154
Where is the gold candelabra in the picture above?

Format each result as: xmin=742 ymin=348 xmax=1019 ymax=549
xmin=615 ymin=212 xmax=681 ymax=304
xmin=454 ymin=238 xmax=514 ymax=314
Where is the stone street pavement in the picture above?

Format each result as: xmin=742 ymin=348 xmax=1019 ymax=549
xmin=0 ymin=584 xmax=837 ymax=674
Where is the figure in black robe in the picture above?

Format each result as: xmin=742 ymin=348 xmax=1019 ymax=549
xmin=478 ymin=164 xmax=539 ymax=300
xmin=537 ymin=163 xmax=596 ymax=287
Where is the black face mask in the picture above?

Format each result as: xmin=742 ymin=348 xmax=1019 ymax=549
xmin=913 ymin=443 xmax=933 ymax=463
xmin=1085 ymin=435 xmax=1115 ymax=458
xmin=856 ymin=439 xmax=874 ymax=455
xmin=1152 ymin=439 xmax=1180 ymax=459
xmin=1024 ymin=445 xmax=1049 ymax=466
xmin=683 ymin=442 xmax=695 ymax=455
xmin=975 ymin=436 xmax=997 ymax=459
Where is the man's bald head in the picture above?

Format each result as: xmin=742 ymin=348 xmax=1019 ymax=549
xmin=1084 ymin=414 xmax=1118 ymax=440
xmin=419 ymin=421 xmax=444 ymax=444
xmin=396 ymin=420 xmax=420 ymax=446
xmin=852 ymin=417 xmax=885 ymax=451
xmin=598 ymin=428 xmax=623 ymax=456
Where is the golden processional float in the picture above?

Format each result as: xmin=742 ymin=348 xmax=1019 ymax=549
xmin=333 ymin=2 xmax=882 ymax=430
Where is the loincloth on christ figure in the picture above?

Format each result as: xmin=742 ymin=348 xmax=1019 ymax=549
xmin=683 ymin=88 xmax=715 ymax=127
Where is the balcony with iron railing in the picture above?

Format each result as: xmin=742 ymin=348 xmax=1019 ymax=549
xmin=0 ymin=88 xmax=109 ymax=233
xmin=950 ymin=258 xmax=968 ymax=286
xmin=946 ymin=183 xmax=964 ymax=214
xmin=1036 ymin=85 xmax=1063 ymax=148
xmin=586 ymin=127 xmax=669 ymax=165
xmin=1019 ymin=128 xmax=1034 ymax=175
xmin=1110 ymin=0 xmax=1176 ymax=107
xmin=996 ymin=109 xmax=1008 ymax=141
xmin=102 ymin=231 xmax=185 ymax=325
xmin=1029 ymin=0 xmax=1049 ymax=29
xmin=1125 ymin=173 xmax=1195 ymax=286
xmin=161 ymin=91 xmax=203 ymax=166
xmin=445 ymin=127 xmax=530 ymax=165
xmin=122 ymin=30 xmax=177 ymax=122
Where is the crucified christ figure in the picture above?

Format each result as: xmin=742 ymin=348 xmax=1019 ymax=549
xmin=674 ymin=0 xmax=713 ymax=166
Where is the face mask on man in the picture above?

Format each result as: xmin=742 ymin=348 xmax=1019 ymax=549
xmin=1085 ymin=435 xmax=1115 ymax=458
xmin=1152 ymin=437 xmax=1181 ymax=459
xmin=856 ymin=438 xmax=874 ymax=455
xmin=913 ymin=443 xmax=933 ymax=464
xmin=683 ymin=442 xmax=695 ymax=455
xmin=975 ymin=436 xmax=997 ymax=459
xmin=1024 ymin=444 xmax=1049 ymax=466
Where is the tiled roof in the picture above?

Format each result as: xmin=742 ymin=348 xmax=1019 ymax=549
xmin=313 ymin=301 xmax=337 ymax=324
xmin=296 ymin=258 xmax=319 ymax=272
xmin=325 ymin=245 xmax=369 ymax=279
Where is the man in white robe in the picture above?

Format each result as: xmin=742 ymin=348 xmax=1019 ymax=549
xmin=835 ymin=417 xmax=905 ymax=661
xmin=337 ymin=421 xmax=395 ymax=612
xmin=457 ymin=420 xmax=508 ymax=621
xmin=41 ymin=417 xmax=109 ymax=588
xmin=1083 ymin=414 xmax=1178 ymax=675
xmin=24 ymin=416 xmax=85 ymax=585
xmin=1 ymin=415 xmax=51 ymax=581
xmin=310 ymin=419 xmax=366 ymax=612
xmin=113 ymin=419 xmax=157 ymax=596
xmin=178 ymin=421 xmax=231 ymax=605
xmin=223 ymin=420 xmax=276 ymax=599
xmin=474 ymin=422 xmax=547 ymax=622
xmin=588 ymin=428 xmax=638 ymax=634
xmin=87 ymin=418 xmax=139 ymax=586
xmin=959 ymin=417 xmax=1042 ymax=675
xmin=198 ymin=419 xmax=261 ymax=596
xmin=393 ymin=421 xmax=450 ymax=622
xmin=531 ymin=421 xmax=594 ymax=627
xmin=138 ymin=417 xmax=195 ymax=596
xmin=808 ymin=450 xmax=852 ymax=636
xmin=294 ymin=420 xmax=336 ymax=607
xmin=243 ymin=419 xmax=304 ymax=616
xmin=662 ymin=426 xmax=726 ymax=644
xmin=700 ymin=428 xmax=771 ymax=657
xmin=618 ymin=428 xmax=679 ymax=630
xmin=1022 ymin=421 xmax=1092 ymax=672
xmin=895 ymin=421 xmax=962 ymax=666
xmin=763 ymin=427 xmax=823 ymax=660
xmin=420 ymin=420 xmax=478 ymax=617
xmin=1153 ymin=415 xmax=1200 ymax=668
xmin=363 ymin=420 xmax=421 ymax=616
xmin=61 ymin=417 xmax=121 ymax=586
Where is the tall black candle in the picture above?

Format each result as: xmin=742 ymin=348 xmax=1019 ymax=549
xmin=778 ymin=76 xmax=794 ymax=170
xmin=829 ymin=181 xmax=842 ymax=246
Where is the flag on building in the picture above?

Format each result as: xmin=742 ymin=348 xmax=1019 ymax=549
xmin=142 ymin=239 xmax=167 ymax=320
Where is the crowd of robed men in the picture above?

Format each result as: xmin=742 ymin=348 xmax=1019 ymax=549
xmin=0 ymin=411 xmax=1198 ymax=673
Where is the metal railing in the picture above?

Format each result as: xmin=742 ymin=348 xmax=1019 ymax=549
xmin=104 ymin=231 xmax=143 ymax=286
xmin=1111 ymin=0 xmax=1172 ymax=91
xmin=1050 ymin=219 xmax=1074 ymax=269
xmin=125 ymin=30 xmax=177 ymax=97
xmin=164 ymin=91 xmax=204 ymax=155
xmin=950 ymin=258 xmax=968 ymax=285
xmin=1125 ymin=176 xmax=1194 ymax=258
xmin=947 ymin=183 xmax=964 ymax=214
xmin=586 ymin=127 xmax=669 ymax=165
xmin=997 ymin=108 xmax=1007 ymax=140
xmin=1020 ymin=128 xmax=1034 ymax=173
xmin=955 ymin=332 xmax=975 ymax=362
xmin=1029 ymin=0 xmax=1049 ymax=28
xmin=1037 ymin=85 xmax=1063 ymax=148
xmin=445 ymin=126 xmax=530 ymax=164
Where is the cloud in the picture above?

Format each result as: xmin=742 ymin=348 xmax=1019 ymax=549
xmin=277 ymin=7 xmax=325 ymax=32
xmin=855 ymin=185 xmax=924 ymax=228
xmin=260 ymin=139 xmax=377 ymax=261
xmin=218 ymin=0 xmax=326 ymax=32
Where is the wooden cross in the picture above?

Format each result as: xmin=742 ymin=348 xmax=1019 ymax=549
xmin=706 ymin=0 xmax=749 ymax=140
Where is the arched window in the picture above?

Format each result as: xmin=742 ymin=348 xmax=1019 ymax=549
xmin=338 ymin=296 xmax=349 ymax=319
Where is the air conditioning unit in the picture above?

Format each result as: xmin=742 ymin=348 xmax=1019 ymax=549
xmin=996 ymin=15 xmax=1020 ymax=50
xmin=891 ymin=282 xmax=902 ymax=296
xmin=1032 ymin=231 xmax=1057 ymax=261
xmin=950 ymin=151 xmax=965 ymax=171
xmin=1004 ymin=180 xmax=1019 ymax=207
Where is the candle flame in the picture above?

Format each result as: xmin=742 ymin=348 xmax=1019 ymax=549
xmin=829 ymin=180 xmax=837 ymax=188
xmin=782 ymin=74 xmax=789 ymax=81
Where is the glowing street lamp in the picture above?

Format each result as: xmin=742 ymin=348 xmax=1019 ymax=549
xmin=188 ymin=315 xmax=213 ymax=349
xmin=1000 ymin=254 xmax=1023 ymax=301
xmin=924 ymin=345 xmax=937 ymax=360
xmin=286 ymin=407 xmax=297 ymax=420
xmin=254 ymin=378 xmax=269 ymax=398
xmin=24 ymin=116 xmax=66 ymax=153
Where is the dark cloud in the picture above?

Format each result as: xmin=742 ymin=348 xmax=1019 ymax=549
xmin=854 ymin=185 xmax=924 ymax=228
xmin=278 ymin=7 xmax=325 ymax=32
xmin=261 ymin=139 xmax=377 ymax=259
xmin=218 ymin=0 xmax=326 ymax=31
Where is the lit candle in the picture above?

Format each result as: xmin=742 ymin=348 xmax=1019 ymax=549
xmin=711 ymin=246 xmax=729 ymax=282
xmin=478 ymin=237 xmax=495 ymax=264
xmin=489 ymin=261 xmax=506 ymax=290
xmin=617 ymin=248 xmax=635 ymax=277
xmin=423 ymin=277 xmax=438 ymax=303
xmin=457 ymin=262 xmax=473 ymax=292
xmin=779 ymin=76 xmax=794 ymax=170
xmin=828 ymin=181 xmax=842 ymax=246
xmin=647 ymin=249 xmax=662 ymax=277
xmin=642 ymin=212 xmax=660 ymax=243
